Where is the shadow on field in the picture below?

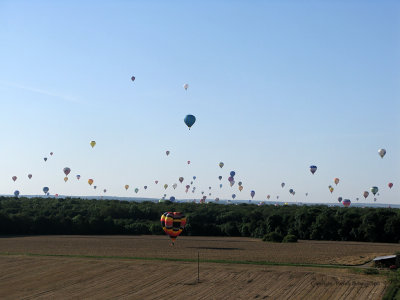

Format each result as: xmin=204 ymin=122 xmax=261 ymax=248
xmin=186 ymin=246 xmax=241 ymax=250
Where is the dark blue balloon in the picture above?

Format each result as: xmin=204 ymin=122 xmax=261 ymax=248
xmin=169 ymin=196 xmax=176 ymax=202
xmin=184 ymin=114 xmax=196 ymax=129
xmin=230 ymin=171 xmax=235 ymax=177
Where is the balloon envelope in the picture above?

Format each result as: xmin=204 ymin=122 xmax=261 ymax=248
xmin=131 ymin=76 xmax=135 ymax=81
xmin=219 ymin=162 xmax=224 ymax=168
xmin=183 ymin=83 xmax=189 ymax=90
xmin=250 ymin=190 xmax=255 ymax=199
xmin=342 ymin=199 xmax=351 ymax=207
xmin=88 ymin=179 xmax=94 ymax=186
xmin=43 ymin=187 xmax=49 ymax=194
xmin=230 ymin=171 xmax=236 ymax=177
xmin=184 ymin=114 xmax=196 ymax=129
xmin=125 ymin=184 xmax=129 ymax=190
xmin=370 ymin=186 xmax=379 ymax=196
xmin=310 ymin=165 xmax=317 ymax=174
xmin=28 ymin=174 xmax=32 ymax=179
xmin=388 ymin=183 xmax=393 ymax=189
xmin=14 ymin=190 xmax=19 ymax=197
xmin=90 ymin=141 xmax=96 ymax=148
xmin=160 ymin=212 xmax=186 ymax=243
xmin=12 ymin=176 xmax=17 ymax=182
xmin=63 ymin=167 xmax=71 ymax=176
xmin=378 ymin=148 xmax=386 ymax=158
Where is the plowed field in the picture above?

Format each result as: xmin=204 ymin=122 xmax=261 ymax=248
xmin=0 ymin=235 xmax=397 ymax=299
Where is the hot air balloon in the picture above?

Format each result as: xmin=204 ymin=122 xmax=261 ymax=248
xmin=44 ymin=157 xmax=47 ymax=162
xmin=186 ymin=185 xmax=190 ymax=189
xmin=220 ymin=184 xmax=222 ymax=188
xmin=173 ymin=183 xmax=177 ymax=189
xmin=28 ymin=174 xmax=32 ymax=179
xmin=14 ymin=190 xmax=19 ymax=197
xmin=55 ymin=193 xmax=59 ymax=197
xmin=12 ymin=176 xmax=17 ymax=182
xmin=329 ymin=186 xmax=334 ymax=193
xmin=267 ymin=195 xmax=270 ymax=199
xmin=370 ymin=186 xmax=379 ymax=196
xmin=193 ymin=176 xmax=196 ymax=180
xmin=43 ymin=187 xmax=49 ymax=194
xmin=160 ymin=212 xmax=186 ymax=244
xmin=292 ymin=191 xmax=296 ymax=195
xmin=378 ymin=148 xmax=386 ymax=158
xmin=63 ymin=167 xmax=71 ymax=176
xmin=144 ymin=186 xmax=148 ymax=190
xmin=363 ymin=191 xmax=369 ymax=199
xmin=184 ymin=114 xmax=196 ymax=129
xmin=228 ymin=176 xmax=234 ymax=182
xmin=179 ymin=177 xmax=184 ymax=183
xmin=93 ymin=186 xmax=97 ymax=189
xmin=334 ymin=178 xmax=340 ymax=185
xmin=230 ymin=181 xmax=235 ymax=187
xmin=356 ymin=197 xmax=359 ymax=201
xmin=166 ymin=150 xmax=170 ymax=156
xmin=232 ymin=194 xmax=236 ymax=200
xmin=218 ymin=176 xmax=222 ymax=181
xmin=338 ymin=197 xmax=343 ymax=203
xmin=155 ymin=180 xmax=159 ymax=184
xmin=50 ymin=152 xmax=53 ymax=156
xmin=388 ymin=183 xmax=393 ymax=189
xmin=169 ymin=196 xmax=176 ymax=202
xmin=239 ymin=186 xmax=243 ymax=192
xmin=131 ymin=76 xmax=135 ymax=82
xmin=342 ymin=199 xmax=351 ymax=207
xmin=215 ymin=198 xmax=219 ymax=202
xmin=88 ymin=179 xmax=94 ymax=186
xmin=281 ymin=183 xmax=285 ymax=188
xmin=125 ymin=184 xmax=129 ymax=190
xmin=305 ymin=193 xmax=308 ymax=196
xmin=183 ymin=83 xmax=189 ymax=90
xmin=310 ymin=165 xmax=317 ymax=174
xmin=230 ymin=171 xmax=236 ymax=177
xmin=219 ymin=162 xmax=224 ymax=168
xmin=238 ymin=181 xmax=242 ymax=186
xmin=90 ymin=141 xmax=96 ymax=148
xmin=250 ymin=190 xmax=255 ymax=199
xmin=164 ymin=184 xmax=168 ymax=190
xmin=187 ymin=160 xmax=190 ymax=165
xmin=64 ymin=177 xmax=68 ymax=182
xmin=190 ymin=181 xmax=193 ymax=184
xmin=135 ymin=188 xmax=139 ymax=193
xmin=76 ymin=175 xmax=81 ymax=180
xmin=103 ymin=189 xmax=107 ymax=193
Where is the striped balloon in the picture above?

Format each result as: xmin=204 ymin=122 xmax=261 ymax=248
xmin=160 ymin=212 xmax=186 ymax=244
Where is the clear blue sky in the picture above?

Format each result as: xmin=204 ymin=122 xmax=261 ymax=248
xmin=1 ymin=1 xmax=399 ymax=203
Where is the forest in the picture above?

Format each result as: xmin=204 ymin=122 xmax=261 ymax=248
xmin=0 ymin=197 xmax=399 ymax=243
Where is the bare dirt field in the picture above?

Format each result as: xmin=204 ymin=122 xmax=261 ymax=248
xmin=0 ymin=235 xmax=398 ymax=299
xmin=0 ymin=235 xmax=398 ymax=265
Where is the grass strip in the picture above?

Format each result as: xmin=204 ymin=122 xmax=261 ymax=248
xmin=0 ymin=252 xmax=361 ymax=270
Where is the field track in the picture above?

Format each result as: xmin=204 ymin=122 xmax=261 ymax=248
xmin=0 ymin=235 xmax=397 ymax=299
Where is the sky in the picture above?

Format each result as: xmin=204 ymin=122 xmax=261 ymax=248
xmin=0 ymin=1 xmax=399 ymax=204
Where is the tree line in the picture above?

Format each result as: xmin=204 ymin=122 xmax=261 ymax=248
xmin=0 ymin=197 xmax=399 ymax=243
